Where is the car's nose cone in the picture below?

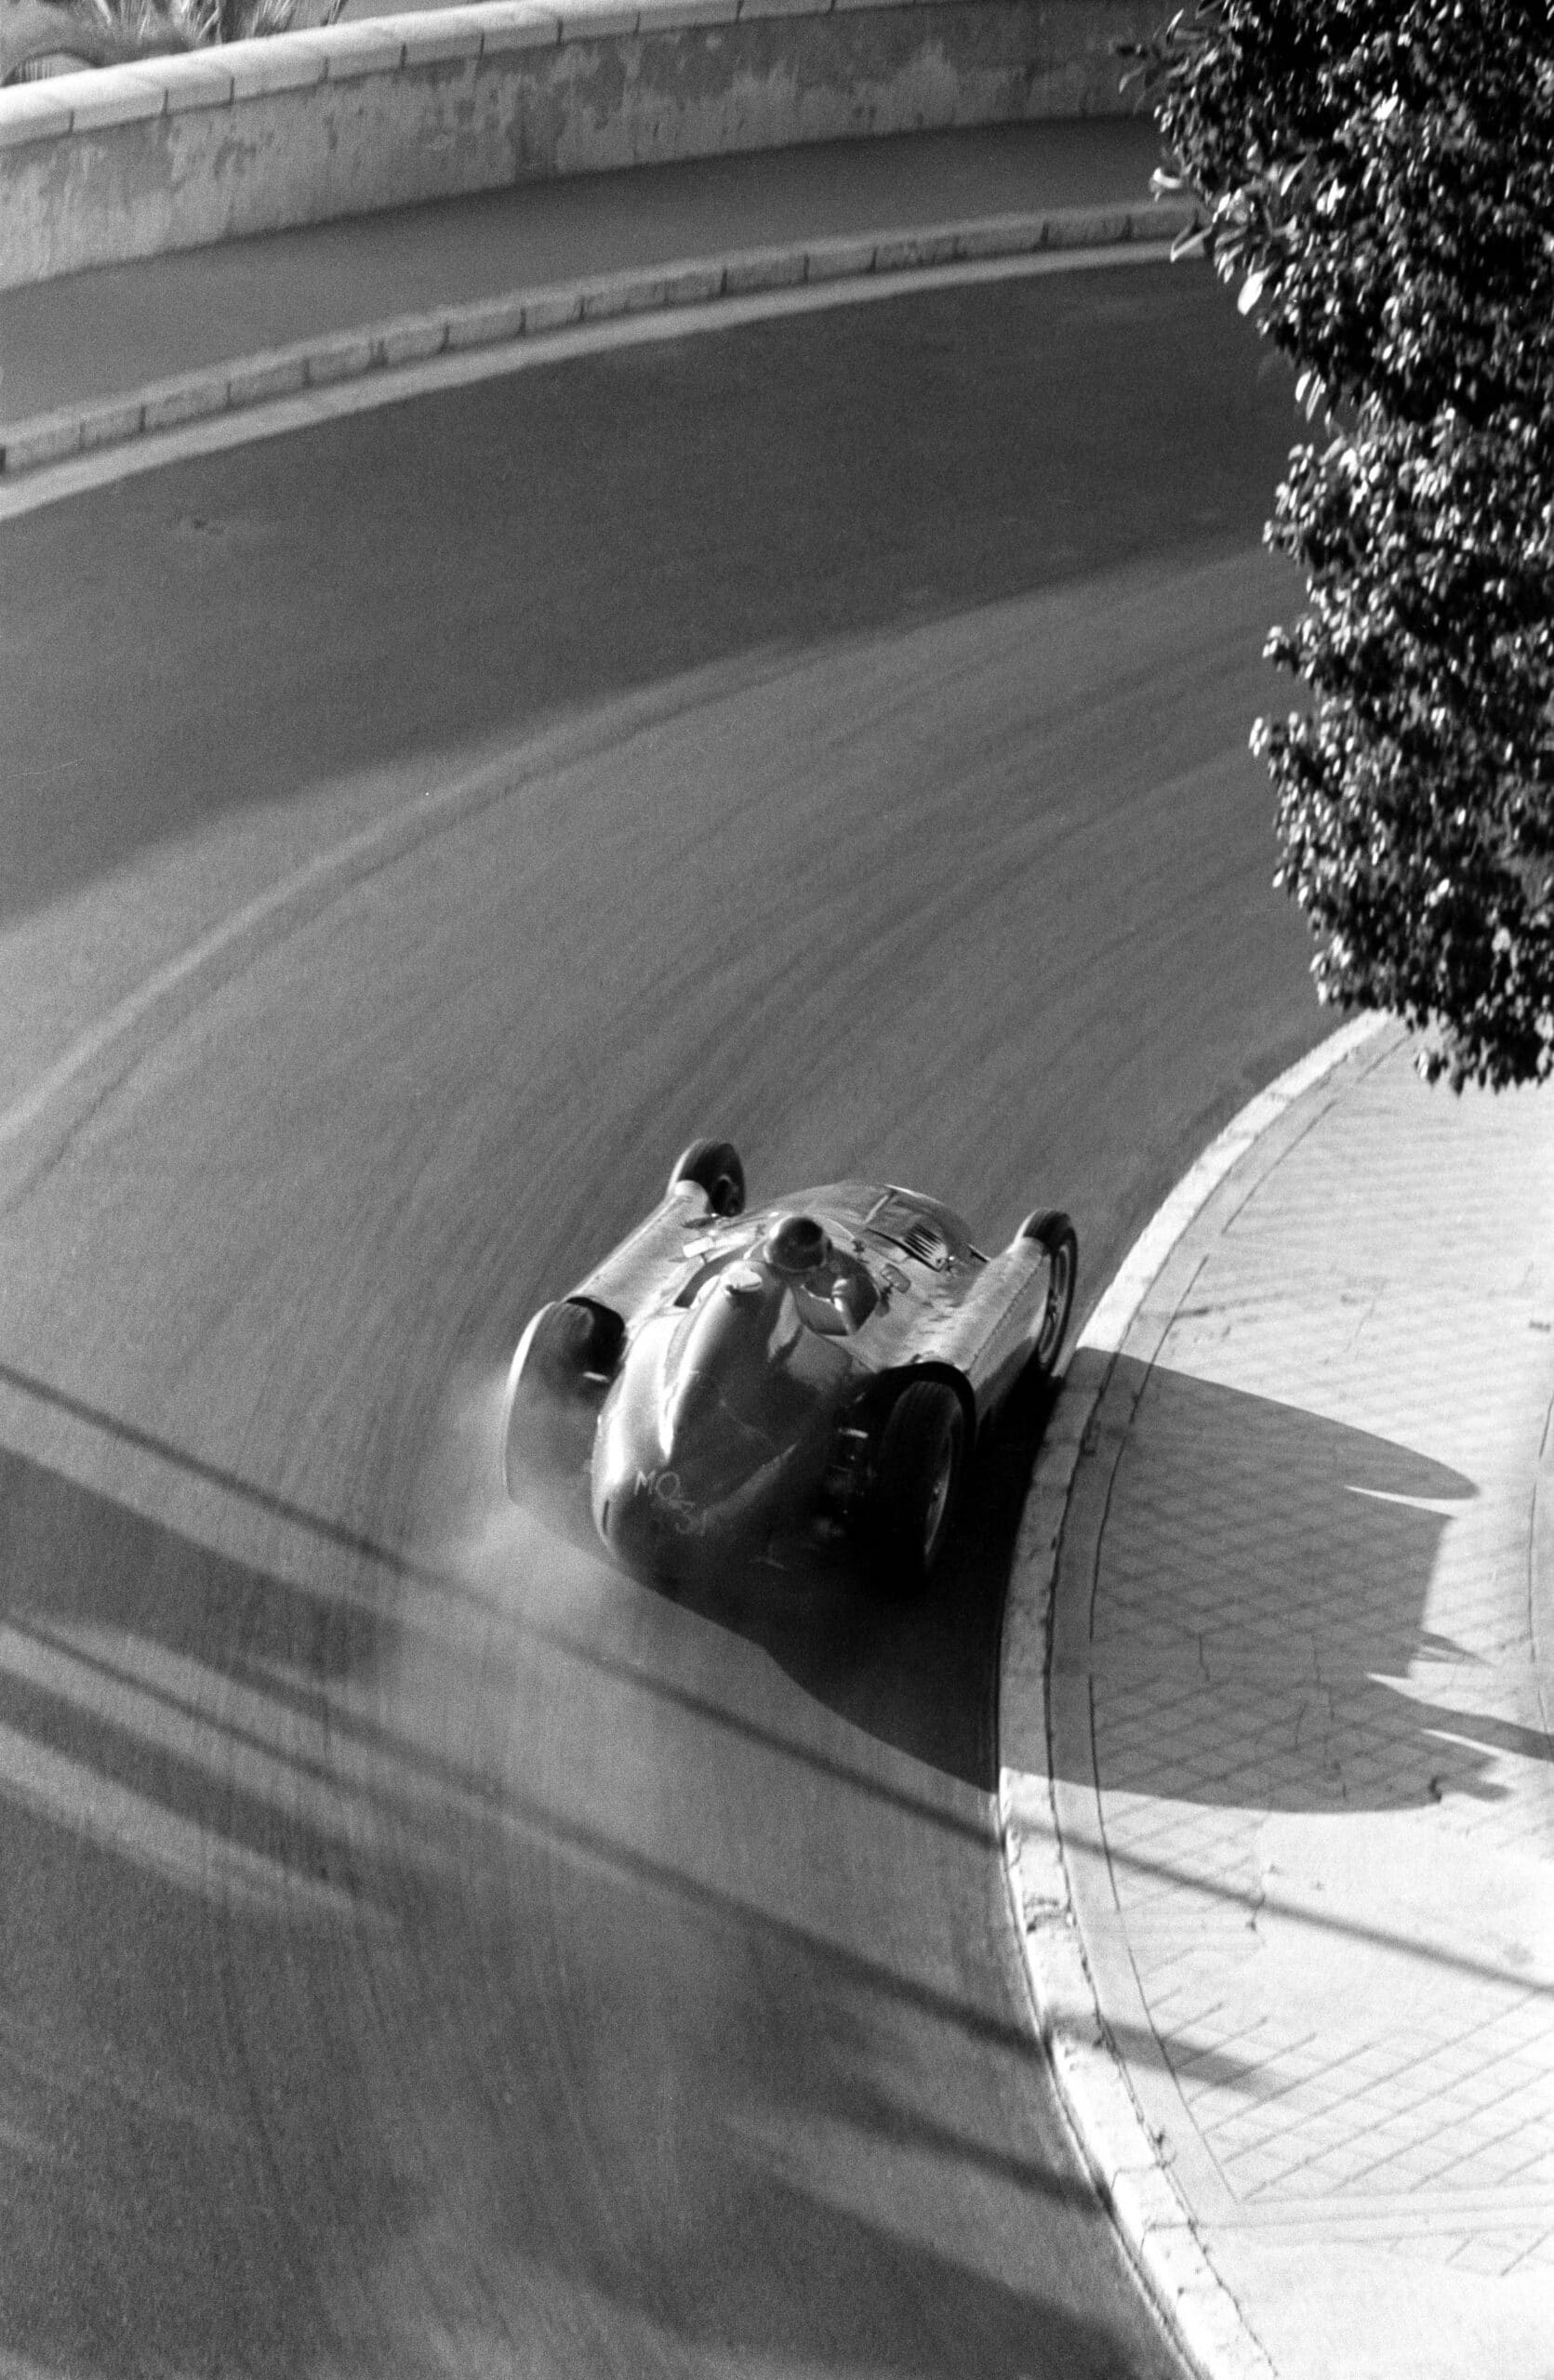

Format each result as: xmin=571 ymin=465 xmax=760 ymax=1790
xmin=590 ymin=1456 xmax=681 ymax=1575
xmin=590 ymin=1282 xmax=787 ymax=1575
xmin=591 ymin=1420 xmax=780 ymax=1580
xmin=591 ymin=1442 xmax=736 ymax=1573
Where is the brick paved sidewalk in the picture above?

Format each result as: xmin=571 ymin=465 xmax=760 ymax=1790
xmin=1029 ymin=1025 xmax=1554 ymax=2380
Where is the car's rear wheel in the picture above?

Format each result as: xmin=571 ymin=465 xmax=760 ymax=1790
xmin=1017 ymin=1210 xmax=1079 ymax=1375
xmin=670 ymin=1139 xmax=746 ymax=1217
xmin=857 ymin=1380 xmax=966 ymax=1594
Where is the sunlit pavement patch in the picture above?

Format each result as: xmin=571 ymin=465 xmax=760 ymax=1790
xmin=1002 ymin=1015 xmax=1554 ymax=2380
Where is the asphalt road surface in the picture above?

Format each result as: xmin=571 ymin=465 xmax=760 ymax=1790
xmin=0 ymin=261 xmax=1322 ymax=2377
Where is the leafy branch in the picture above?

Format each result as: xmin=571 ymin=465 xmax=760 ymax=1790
xmin=1122 ymin=0 xmax=1554 ymax=1086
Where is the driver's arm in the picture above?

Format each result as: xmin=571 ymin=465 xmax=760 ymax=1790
xmin=792 ymin=1281 xmax=852 ymax=1336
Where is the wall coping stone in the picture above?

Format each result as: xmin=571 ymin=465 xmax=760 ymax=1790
xmin=1 ymin=0 xmax=1162 ymax=289
xmin=1 ymin=0 xmax=1152 ymax=138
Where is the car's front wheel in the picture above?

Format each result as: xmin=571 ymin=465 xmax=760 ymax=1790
xmin=857 ymin=1380 xmax=966 ymax=1594
xmin=1017 ymin=1209 xmax=1079 ymax=1376
xmin=670 ymin=1138 xmax=746 ymax=1217
xmin=501 ymin=1299 xmax=619 ymax=1500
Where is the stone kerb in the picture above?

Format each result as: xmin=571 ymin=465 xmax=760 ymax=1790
xmin=0 ymin=0 xmax=1161 ymax=289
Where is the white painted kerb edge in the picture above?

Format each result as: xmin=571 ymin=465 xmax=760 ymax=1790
xmin=0 ymin=234 xmax=1186 ymax=520
xmin=1081 ymin=1011 xmax=1390 ymax=1356
xmin=998 ymin=1009 xmax=1390 ymax=2380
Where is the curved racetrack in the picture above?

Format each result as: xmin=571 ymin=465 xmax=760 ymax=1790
xmin=1 ymin=262 xmax=1319 ymax=2377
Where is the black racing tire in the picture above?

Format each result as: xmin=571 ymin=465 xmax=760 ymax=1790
xmin=670 ymin=1138 xmax=746 ymax=1218
xmin=1017 ymin=1209 xmax=1079 ymax=1376
xmin=501 ymin=1300 xmax=618 ymax=1500
xmin=857 ymin=1380 xmax=966 ymax=1595
xmin=526 ymin=1299 xmax=618 ymax=1387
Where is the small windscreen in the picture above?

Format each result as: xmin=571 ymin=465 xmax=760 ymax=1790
xmin=864 ymin=1193 xmax=955 ymax=1271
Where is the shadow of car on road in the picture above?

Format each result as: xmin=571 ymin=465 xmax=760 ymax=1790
xmin=520 ymin=1358 xmax=1064 ymax=1801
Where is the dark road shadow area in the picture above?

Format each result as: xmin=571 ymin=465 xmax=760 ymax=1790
xmin=0 ymin=1389 xmax=1174 ymax=2380
xmin=0 ymin=1437 xmax=380 ymax=2379
xmin=1070 ymin=1358 xmax=1492 ymax=1816
xmin=0 ymin=265 xmax=1299 ymax=924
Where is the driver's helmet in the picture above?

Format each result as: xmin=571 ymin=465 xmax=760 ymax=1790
xmin=763 ymin=1214 xmax=832 ymax=1278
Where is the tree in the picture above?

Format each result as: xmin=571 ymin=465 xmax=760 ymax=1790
xmin=1125 ymin=0 xmax=1554 ymax=1087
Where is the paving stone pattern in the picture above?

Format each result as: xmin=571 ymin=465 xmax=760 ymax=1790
xmin=1071 ymin=1038 xmax=1554 ymax=2372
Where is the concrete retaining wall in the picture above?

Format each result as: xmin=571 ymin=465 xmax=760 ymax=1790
xmin=0 ymin=0 xmax=1158 ymax=289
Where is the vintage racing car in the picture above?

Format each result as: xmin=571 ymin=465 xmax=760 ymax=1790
xmin=500 ymin=1140 xmax=1077 ymax=1589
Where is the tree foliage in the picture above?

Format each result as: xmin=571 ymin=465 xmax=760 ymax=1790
xmin=1126 ymin=0 xmax=1554 ymax=1086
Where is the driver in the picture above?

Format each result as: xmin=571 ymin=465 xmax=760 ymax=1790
xmin=762 ymin=1213 xmax=877 ymax=1335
